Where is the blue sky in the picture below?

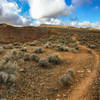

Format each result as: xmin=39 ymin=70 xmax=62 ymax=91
xmin=62 ymin=0 xmax=100 ymax=23
xmin=0 ymin=0 xmax=100 ymax=28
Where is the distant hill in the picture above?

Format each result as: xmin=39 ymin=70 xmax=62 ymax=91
xmin=0 ymin=24 xmax=48 ymax=43
xmin=0 ymin=24 xmax=99 ymax=43
xmin=40 ymin=24 xmax=78 ymax=29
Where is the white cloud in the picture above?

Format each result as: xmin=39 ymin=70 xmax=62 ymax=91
xmin=0 ymin=0 xmax=31 ymax=26
xmin=73 ymin=21 xmax=100 ymax=29
xmin=28 ymin=0 xmax=74 ymax=19
xmin=64 ymin=21 xmax=100 ymax=29
xmin=31 ymin=18 xmax=62 ymax=26
xmin=78 ymin=21 xmax=92 ymax=28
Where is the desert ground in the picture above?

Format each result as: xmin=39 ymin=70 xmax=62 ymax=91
xmin=0 ymin=24 xmax=100 ymax=100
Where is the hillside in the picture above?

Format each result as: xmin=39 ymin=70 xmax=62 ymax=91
xmin=0 ymin=24 xmax=48 ymax=43
xmin=0 ymin=24 xmax=100 ymax=100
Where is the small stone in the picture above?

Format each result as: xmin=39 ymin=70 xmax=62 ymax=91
xmin=56 ymin=98 xmax=60 ymax=100
xmin=63 ymin=94 xmax=67 ymax=97
xmin=57 ymin=94 xmax=60 ymax=97
xmin=19 ymin=68 xmax=24 ymax=72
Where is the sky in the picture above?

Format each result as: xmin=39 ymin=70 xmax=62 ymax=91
xmin=0 ymin=0 xmax=100 ymax=28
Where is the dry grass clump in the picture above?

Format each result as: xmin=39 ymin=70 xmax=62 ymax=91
xmin=88 ymin=44 xmax=96 ymax=49
xmin=0 ymin=58 xmax=18 ymax=87
xmin=29 ymin=42 xmax=36 ymax=46
xmin=31 ymin=54 xmax=40 ymax=62
xmin=13 ymin=42 xmax=21 ymax=46
xmin=38 ymin=58 xmax=50 ymax=68
xmin=0 ymin=49 xmax=4 ymax=54
xmin=34 ymin=48 xmax=44 ymax=54
xmin=68 ymin=48 xmax=78 ymax=53
xmin=11 ymin=49 xmax=24 ymax=59
xmin=44 ymin=42 xmax=51 ymax=48
xmin=21 ymin=47 xmax=27 ymax=52
xmin=57 ymin=45 xmax=69 ymax=52
xmin=3 ymin=44 xmax=13 ymax=49
xmin=48 ymin=54 xmax=61 ymax=65
xmin=59 ymin=69 xmax=75 ymax=86
xmin=23 ymin=53 xmax=31 ymax=61
xmin=67 ymin=69 xmax=75 ymax=77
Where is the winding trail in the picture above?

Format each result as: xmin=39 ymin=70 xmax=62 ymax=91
xmin=66 ymin=36 xmax=100 ymax=100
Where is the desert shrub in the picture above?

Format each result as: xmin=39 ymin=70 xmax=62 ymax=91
xmin=21 ymin=47 xmax=27 ymax=52
xmin=74 ymin=45 xmax=79 ymax=50
xmin=38 ymin=58 xmax=50 ymax=68
xmin=59 ymin=74 xmax=73 ymax=86
xmin=59 ymin=68 xmax=75 ymax=86
xmin=12 ymin=49 xmax=17 ymax=56
xmin=88 ymin=44 xmax=96 ymax=49
xmin=67 ymin=69 xmax=75 ymax=77
xmin=11 ymin=49 xmax=24 ymax=59
xmin=34 ymin=48 xmax=44 ymax=54
xmin=3 ymin=55 xmax=11 ymax=63
xmin=13 ymin=42 xmax=20 ymax=46
xmin=14 ymin=45 xmax=21 ymax=49
xmin=44 ymin=42 xmax=51 ymax=48
xmin=48 ymin=54 xmax=61 ymax=65
xmin=87 ymin=49 xmax=92 ymax=54
xmin=0 ymin=61 xmax=17 ymax=74
xmin=3 ymin=44 xmax=13 ymax=49
xmin=0 ymin=49 xmax=4 ymax=54
xmin=48 ymin=35 xmax=56 ymax=41
xmin=23 ymin=53 xmax=31 ymax=61
xmin=68 ymin=48 xmax=78 ymax=53
xmin=7 ymin=74 xmax=16 ymax=87
xmin=0 ymin=60 xmax=18 ymax=87
xmin=31 ymin=54 xmax=40 ymax=62
xmin=0 ymin=72 xmax=9 ymax=84
xmin=29 ymin=42 xmax=36 ymax=46
xmin=58 ymin=45 xmax=69 ymax=52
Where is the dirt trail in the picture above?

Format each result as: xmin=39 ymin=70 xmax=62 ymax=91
xmin=66 ymin=36 xmax=100 ymax=100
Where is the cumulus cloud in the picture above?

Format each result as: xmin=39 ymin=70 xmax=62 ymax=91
xmin=28 ymin=0 xmax=74 ymax=19
xmin=31 ymin=18 xmax=62 ymax=26
xmin=64 ymin=20 xmax=100 ymax=29
xmin=0 ymin=0 xmax=31 ymax=26
xmin=78 ymin=21 xmax=100 ymax=29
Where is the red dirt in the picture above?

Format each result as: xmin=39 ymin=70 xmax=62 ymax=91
xmin=0 ymin=25 xmax=100 ymax=100
xmin=66 ymin=45 xmax=99 ymax=100
xmin=66 ymin=36 xmax=100 ymax=100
